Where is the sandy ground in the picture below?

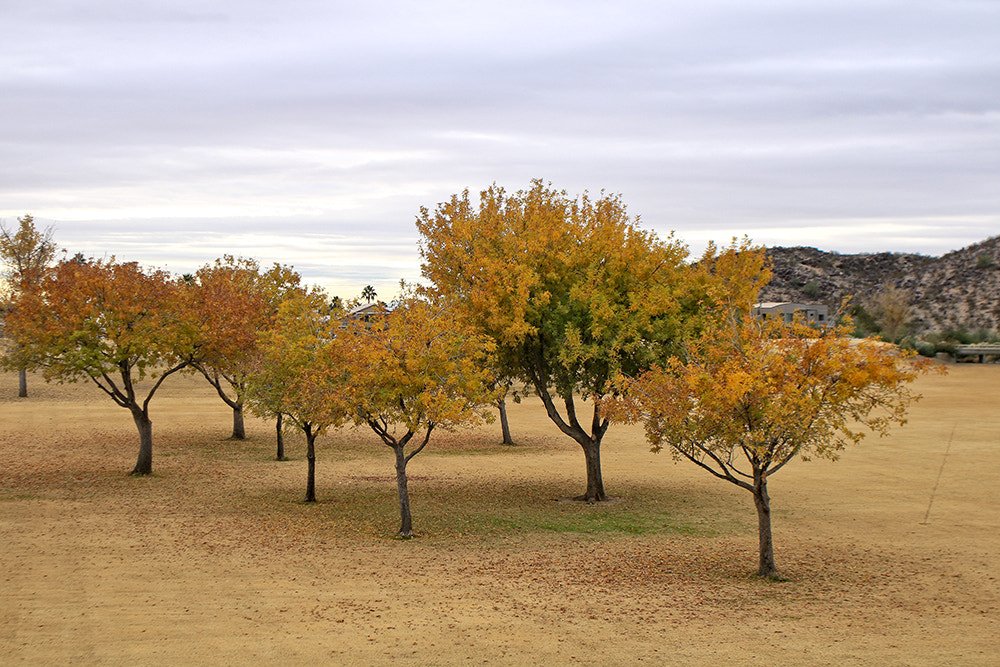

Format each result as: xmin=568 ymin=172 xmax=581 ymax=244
xmin=1 ymin=364 xmax=998 ymax=666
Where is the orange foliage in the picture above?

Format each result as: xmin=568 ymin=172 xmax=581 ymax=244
xmin=4 ymin=257 xmax=198 ymax=474
xmin=608 ymin=240 xmax=942 ymax=576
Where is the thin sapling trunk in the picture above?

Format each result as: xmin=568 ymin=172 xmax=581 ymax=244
xmin=394 ymin=444 xmax=414 ymax=537
xmin=304 ymin=423 xmax=317 ymax=503
xmin=498 ymin=397 xmax=514 ymax=446
xmin=275 ymin=413 xmax=286 ymax=461
xmin=753 ymin=468 xmax=778 ymax=578
xmin=130 ymin=408 xmax=155 ymax=475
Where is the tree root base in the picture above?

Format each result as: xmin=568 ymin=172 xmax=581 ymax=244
xmin=556 ymin=496 xmax=622 ymax=505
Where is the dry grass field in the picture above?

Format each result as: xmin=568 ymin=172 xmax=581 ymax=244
xmin=1 ymin=364 xmax=997 ymax=665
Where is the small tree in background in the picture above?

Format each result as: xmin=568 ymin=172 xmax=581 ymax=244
xmin=0 ymin=214 xmax=58 ymax=397
xmin=608 ymin=243 xmax=938 ymax=578
xmin=870 ymin=285 xmax=912 ymax=344
xmin=245 ymin=288 xmax=348 ymax=502
xmin=185 ymin=256 xmax=308 ymax=441
xmin=341 ymin=295 xmax=497 ymax=537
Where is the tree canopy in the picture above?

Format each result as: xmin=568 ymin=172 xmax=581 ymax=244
xmin=184 ymin=256 xmax=307 ymax=439
xmin=0 ymin=214 xmax=57 ymax=293
xmin=416 ymin=179 xmax=694 ymax=501
xmin=608 ymin=242 xmax=939 ymax=577
xmin=0 ymin=214 xmax=58 ymax=397
xmin=4 ymin=257 xmax=197 ymax=474
xmin=340 ymin=294 xmax=498 ymax=536
xmin=244 ymin=286 xmax=348 ymax=502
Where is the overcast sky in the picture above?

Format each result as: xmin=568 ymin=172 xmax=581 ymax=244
xmin=2 ymin=1 xmax=998 ymax=298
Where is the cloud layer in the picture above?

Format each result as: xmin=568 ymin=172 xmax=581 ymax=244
xmin=2 ymin=0 xmax=998 ymax=296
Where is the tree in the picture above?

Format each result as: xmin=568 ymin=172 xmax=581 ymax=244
xmin=494 ymin=379 xmax=517 ymax=446
xmin=184 ymin=256 xmax=307 ymax=441
xmin=608 ymin=243 xmax=937 ymax=577
xmin=416 ymin=180 xmax=694 ymax=502
xmin=4 ymin=258 xmax=196 ymax=475
xmin=870 ymin=285 xmax=912 ymax=344
xmin=339 ymin=295 xmax=497 ymax=537
xmin=0 ymin=214 xmax=58 ymax=397
xmin=244 ymin=288 xmax=347 ymax=502
xmin=361 ymin=285 xmax=377 ymax=304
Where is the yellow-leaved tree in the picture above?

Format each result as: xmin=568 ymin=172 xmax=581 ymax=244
xmin=244 ymin=287 xmax=348 ymax=502
xmin=339 ymin=294 xmax=498 ymax=537
xmin=608 ymin=242 xmax=940 ymax=578
xmin=416 ymin=180 xmax=694 ymax=502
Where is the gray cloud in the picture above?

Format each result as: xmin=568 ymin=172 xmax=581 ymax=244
xmin=2 ymin=1 xmax=998 ymax=294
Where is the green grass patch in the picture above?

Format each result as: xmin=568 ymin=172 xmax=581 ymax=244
xmin=265 ymin=478 xmax=752 ymax=542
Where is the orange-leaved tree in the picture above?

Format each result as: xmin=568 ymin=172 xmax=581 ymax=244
xmin=0 ymin=214 xmax=58 ymax=397
xmin=340 ymin=294 xmax=498 ymax=537
xmin=4 ymin=257 xmax=197 ymax=475
xmin=608 ymin=242 xmax=939 ymax=578
xmin=184 ymin=256 xmax=308 ymax=441
xmin=417 ymin=180 xmax=694 ymax=502
xmin=244 ymin=287 xmax=349 ymax=502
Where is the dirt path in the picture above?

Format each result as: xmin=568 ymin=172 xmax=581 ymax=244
xmin=1 ymin=366 xmax=997 ymax=665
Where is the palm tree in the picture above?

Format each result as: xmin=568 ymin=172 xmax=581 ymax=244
xmin=361 ymin=285 xmax=377 ymax=304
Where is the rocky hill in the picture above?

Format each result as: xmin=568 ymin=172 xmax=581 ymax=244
xmin=759 ymin=235 xmax=1000 ymax=337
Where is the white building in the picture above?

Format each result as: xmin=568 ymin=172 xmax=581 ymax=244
xmin=753 ymin=302 xmax=830 ymax=327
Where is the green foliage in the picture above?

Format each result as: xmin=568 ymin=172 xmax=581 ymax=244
xmin=244 ymin=287 xmax=339 ymax=433
xmin=842 ymin=302 xmax=880 ymax=338
xmin=801 ymin=280 xmax=820 ymax=298
xmin=416 ymin=179 xmax=716 ymax=500
xmin=917 ymin=328 xmax=1000 ymax=357
xmin=976 ymin=254 xmax=995 ymax=269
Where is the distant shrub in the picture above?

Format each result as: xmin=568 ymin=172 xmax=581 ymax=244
xmin=915 ymin=340 xmax=937 ymax=358
xmin=802 ymin=281 xmax=820 ymax=298
xmin=841 ymin=303 xmax=880 ymax=338
xmin=974 ymin=328 xmax=999 ymax=343
xmin=945 ymin=328 xmax=975 ymax=345
xmin=976 ymin=254 xmax=995 ymax=269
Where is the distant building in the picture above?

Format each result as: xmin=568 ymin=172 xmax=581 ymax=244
xmin=753 ymin=302 xmax=830 ymax=327
xmin=340 ymin=301 xmax=396 ymax=328
xmin=345 ymin=302 xmax=387 ymax=320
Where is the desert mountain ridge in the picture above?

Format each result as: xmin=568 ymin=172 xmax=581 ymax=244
xmin=758 ymin=235 xmax=1000 ymax=336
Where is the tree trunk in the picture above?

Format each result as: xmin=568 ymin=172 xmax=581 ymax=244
xmin=498 ymin=398 xmax=514 ymax=445
xmin=130 ymin=409 xmax=154 ymax=476
xmin=18 ymin=368 xmax=27 ymax=398
xmin=275 ymin=414 xmax=285 ymax=461
xmin=532 ymin=384 xmax=609 ymax=502
xmin=753 ymin=469 xmax=778 ymax=578
xmin=303 ymin=425 xmax=316 ymax=503
xmin=394 ymin=445 xmax=414 ymax=537
xmin=230 ymin=403 xmax=246 ymax=440
xmin=578 ymin=438 xmax=607 ymax=503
